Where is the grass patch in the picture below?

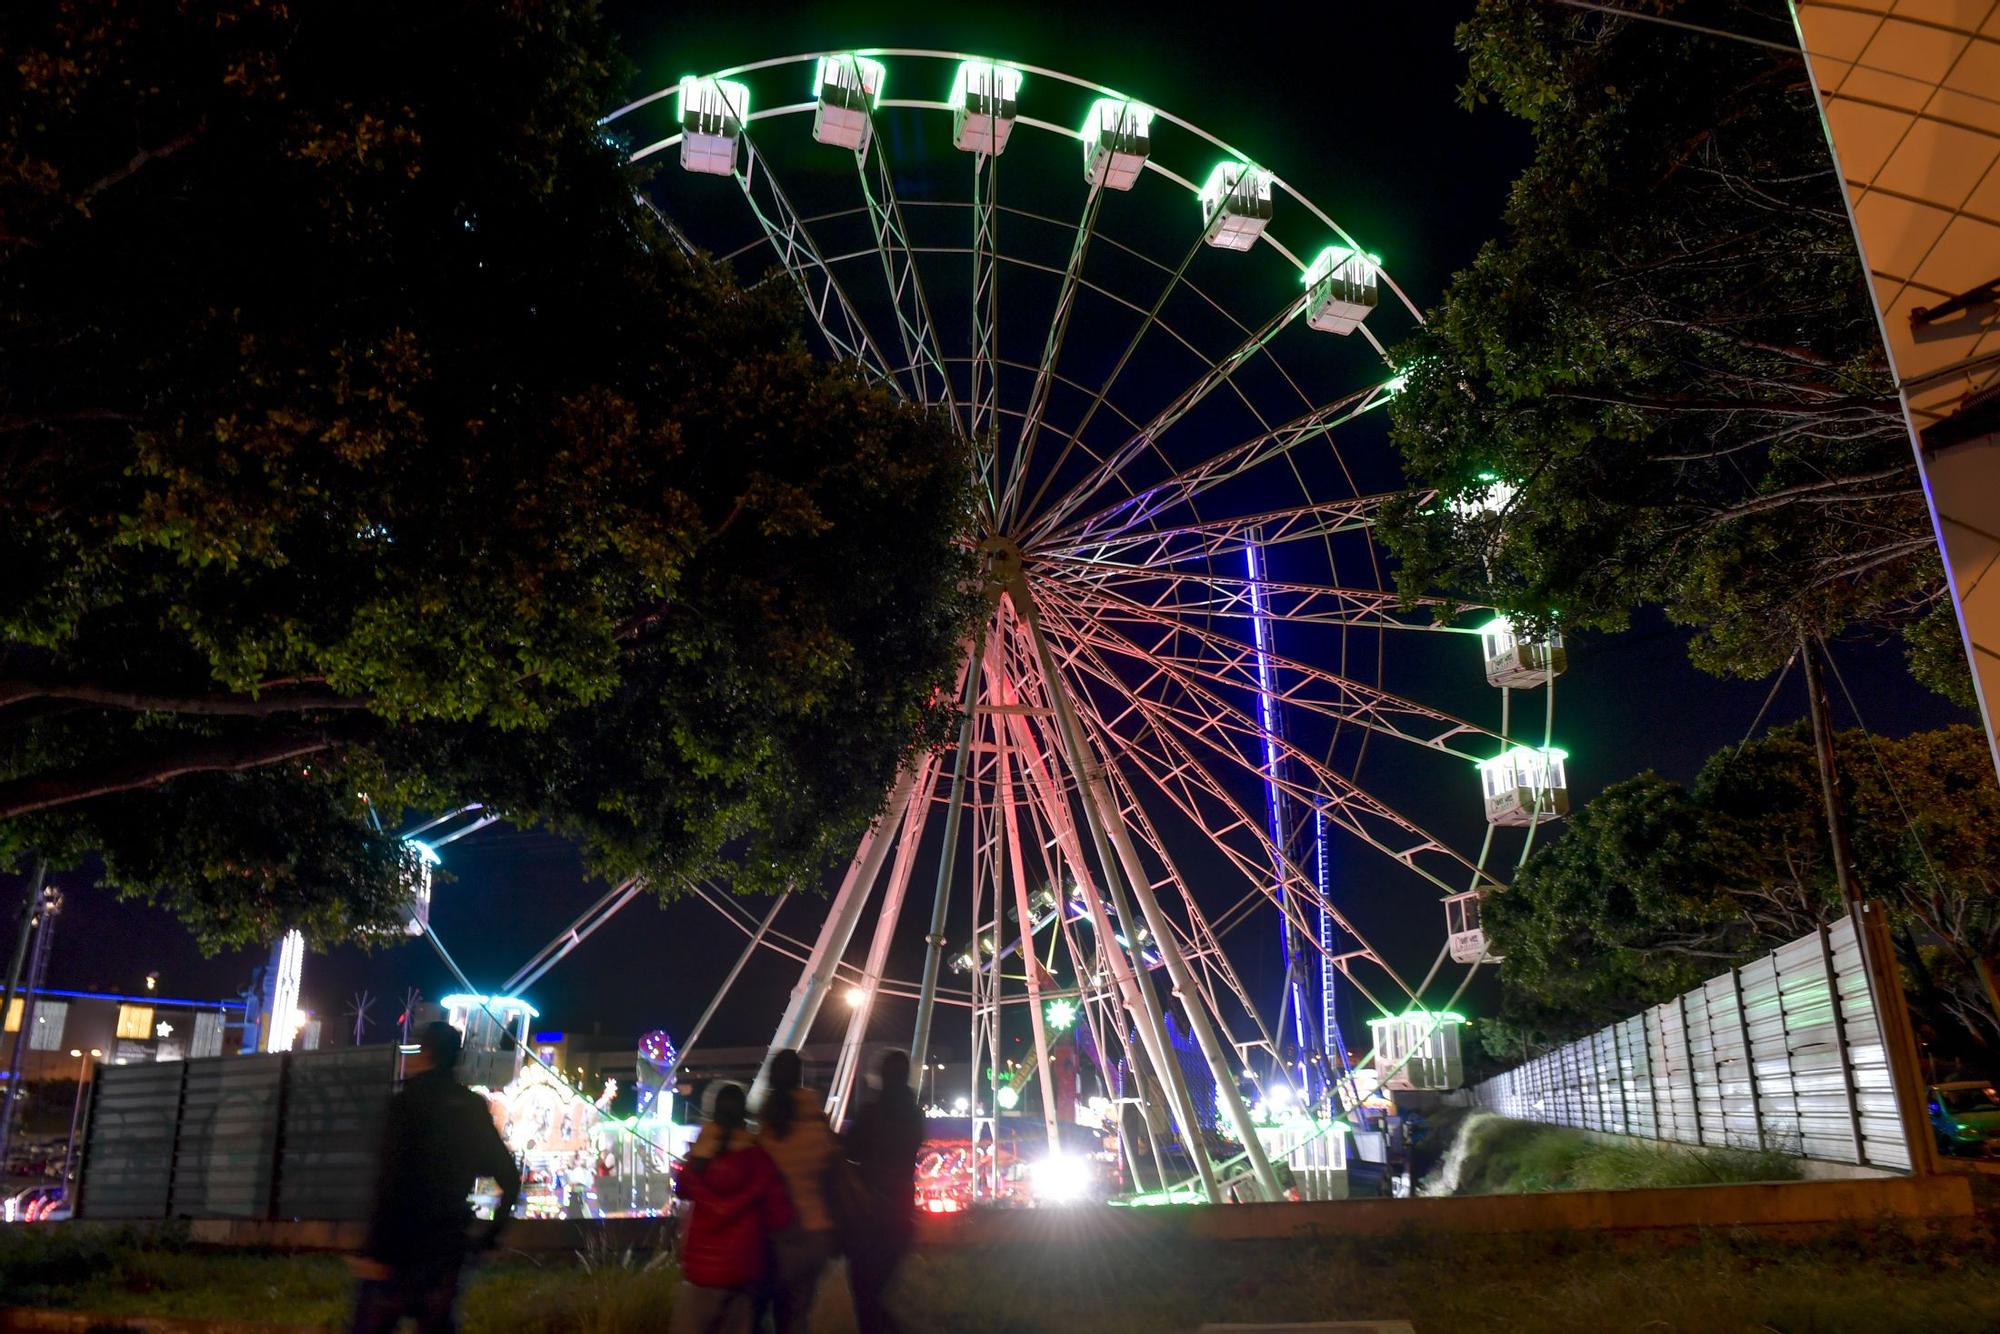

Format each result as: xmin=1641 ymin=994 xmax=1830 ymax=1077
xmin=900 ymin=1226 xmax=2000 ymax=1334
xmin=1437 ymin=1112 xmax=1803 ymax=1196
xmin=11 ymin=1212 xmax=1995 ymax=1333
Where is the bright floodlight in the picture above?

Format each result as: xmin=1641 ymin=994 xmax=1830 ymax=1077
xmin=845 ymin=985 xmax=868 ymax=1008
xmin=1301 ymin=245 xmax=1380 ymax=335
xmin=1033 ymin=1152 xmax=1090 ymax=1205
xmin=953 ymin=1095 xmax=970 ymax=1113
xmin=1044 ymin=997 xmax=1078 ymax=1031
xmin=1266 ymin=1081 xmax=1295 ymax=1110
xmin=950 ymin=60 xmax=1022 ymax=155
xmin=1081 ymin=98 xmax=1153 ymax=190
xmin=813 ymin=55 xmax=886 ymax=152
xmin=678 ymin=75 xmax=750 ymax=176
xmin=997 ymin=1084 xmax=1021 ymax=1111
xmin=1199 ymin=162 xmax=1274 ymax=251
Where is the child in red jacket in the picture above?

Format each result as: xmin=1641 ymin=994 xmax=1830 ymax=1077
xmin=671 ymin=1082 xmax=795 ymax=1334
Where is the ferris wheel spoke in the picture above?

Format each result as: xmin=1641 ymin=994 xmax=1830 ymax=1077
xmin=735 ymin=132 xmax=906 ymax=395
xmin=968 ymin=150 xmax=1001 ymax=506
xmin=1013 ymin=230 xmax=1206 ymax=533
xmin=1048 ymin=562 xmax=1460 ymax=631
xmin=1036 ymin=588 xmax=1498 ymax=899
xmin=1090 ymin=745 xmax=1300 ymax=1071
xmin=855 ymin=133 xmax=960 ymax=426
xmin=1040 ymin=491 xmax=1401 ymax=580
xmin=1043 ymin=380 xmax=1398 ymax=550
xmin=997 ymin=180 xmax=1108 ymax=531
xmin=1038 ymin=615 xmax=1430 ymax=1011
xmin=1026 ymin=291 xmax=1312 ymax=544
xmin=1055 ymin=580 xmax=1498 ymax=757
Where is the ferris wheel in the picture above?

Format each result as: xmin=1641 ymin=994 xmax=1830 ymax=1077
xmin=600 ymin=50 xmax=1569 ymax=1203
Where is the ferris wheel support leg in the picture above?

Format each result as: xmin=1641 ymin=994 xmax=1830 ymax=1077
xmin=1002 ymin=708 xmax=1174 ymax=1124
xmin=826 ymin=755 xmax=938 ymax=1128
xmin=908 ymin=616 xmax=993 ymax=1085
xmin=1008 ymin=576 xmax=1222 ymax=1204
xmin=1087 ymin=765 xmax=1284 ymax=1203
xmin=666 ymin=891 xmax=789 ymax=1099
xmin=755 ymin=758 xmax=925 ymax=1108
xmin=994 ymin=687 xmax=1063 ymax=1157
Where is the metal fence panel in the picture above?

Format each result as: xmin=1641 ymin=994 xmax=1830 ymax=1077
xmin=75 ymin=1061 xmax=184 ymax=1219
xmin=1472 ymin=916 xmax=1911 ymax=1172
xmin=169 ymin=1053 xmax=284 ymax=1218
xmin=276 ymin=1045 xmax=397 ymax=1220
xmin=75 ymin=1045 xmax=401 ymax=1221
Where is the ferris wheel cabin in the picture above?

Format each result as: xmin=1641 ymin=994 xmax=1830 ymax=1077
xmin=812 ymin=55 xmax=885 ymax=153
xmin=440 ymin=993 xmax=537 ymax=1089
xmin=677 ymin=76 xmax=749 ymax=177
xmin=951 ymin=61 xmax=1022 ymax=155
xmin=1443 ymin=891 xmax=1497 ymax=964
xmin=1199 ymin=162 xmax=1275 ymax=251
xmin=1476 ymin=745 xmax=1569 ymax=826
xmin=1082 ymin=98 xmax=1154 ymax=190
xmin=1368 ymin=1010 xmax=1466 ymax=1092
xmin=1302 ymin=245 xmax=1380 ymax=335
xmin=1478 ymin=616 xmax=1567 ymax=689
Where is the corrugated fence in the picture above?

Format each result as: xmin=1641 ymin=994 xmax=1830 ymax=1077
xmin=1472 ymin=916 xmax=1911 ymax=1170
xmin=77 ymin=1044 xmax=397 ymax=1220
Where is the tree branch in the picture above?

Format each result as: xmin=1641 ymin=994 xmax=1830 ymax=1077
xmin=0 ymin=677 xmax=369 ymax=716
xmin=77 ymin=126 xmax=203 ymax=207
xmin=0 ymin=721 xmax=371 ymax=821
xmin=1548 ymin=388 xmax=1900 ymax=417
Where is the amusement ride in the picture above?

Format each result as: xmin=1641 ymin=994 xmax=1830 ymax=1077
xmin=391 ymin=49 xmax=1574 ymax=1208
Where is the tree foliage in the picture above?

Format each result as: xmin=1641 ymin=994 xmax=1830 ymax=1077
xmin=1484 ymin=724 xmax=2000 ymax=1061
xmin=1381 ymin=0 xmax=1965 ymax=701
xmin=0 ymin=0 xmax=977 ymax=948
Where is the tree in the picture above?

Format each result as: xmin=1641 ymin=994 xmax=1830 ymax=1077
xmin=1379 ymin=0 xmax=1969 ymax=705
xmin=1484 ymin=724 xmax=2000 ymax=1059
xmin=0 ymin=0 xmax=977 ymax=949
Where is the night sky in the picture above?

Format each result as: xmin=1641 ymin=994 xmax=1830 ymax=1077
xmin=9 ymin=4 xmax=1976 ymax=1060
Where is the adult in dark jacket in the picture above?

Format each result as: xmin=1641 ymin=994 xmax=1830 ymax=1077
xmin=672 ymin=1082 xmax=795 ymax=1334
xmin=841 ymin=1050 xmax=925 ymax=1334
xmin=352 ymin=1021 xmax=522 ymax=1334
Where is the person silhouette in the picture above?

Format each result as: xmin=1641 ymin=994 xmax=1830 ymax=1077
xmin=672 ymin=1081 xmax=795 ymax=1334
xmin=757 ymin=1049 xmax=841 ymax=1333
xmin=351 ymin=1021 xmax=522 ymax=1334
xmin=841 ymin=1050 xmax=925 ymax=1334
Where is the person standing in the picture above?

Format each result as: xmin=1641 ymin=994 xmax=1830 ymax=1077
xmin=672 ymin=1082 xmax=794 ymax=1334
xmin=841 ymin=1050 xmax=925 ymax=1334
xmin=757 ymin=1049 xmax=840 ymax=1334
xmin=352 ymin=1021 xmax=522 ymax=1334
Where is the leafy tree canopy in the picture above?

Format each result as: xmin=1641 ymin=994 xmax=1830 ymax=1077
xmin=1380 ymin=0 xmax=1969 ymax=706
xmin=1483 ymin=724 xmax=2000 ymax=1062
xmin=0 ymin=0 xmax=977 ymax=949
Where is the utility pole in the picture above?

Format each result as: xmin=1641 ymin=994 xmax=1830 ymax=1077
xmin=1800 ymin=634 xmax=1934 ymax=1172
xmin=1 ymin=859 xmax=47 ymax=1063
xmin=0 ymin=883 xmax=60 ymax=1172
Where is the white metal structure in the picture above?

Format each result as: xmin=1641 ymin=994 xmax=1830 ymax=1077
xmin=1199 ymin=162 xmax=1274 ymax=251
xmin=1082 ymin=98 xmax=1153 ymax=191
xmin=1367 ymin=1009 xmax=1464 ymax=1092
xmin=1477 ymin=745 xmax=1569 ymax=826
xmin=1302 ymin=246 xmax=1379 ymax=336
xmin=1478 ymin=616 xmax=1566 ymax=689
xmin=677 ymin=77 xmax=749 ymax=177
xmin=813 ymin=55 xmax=885 ymax=152
xmin=591 ymin=51 xmax=1574 ymax=1203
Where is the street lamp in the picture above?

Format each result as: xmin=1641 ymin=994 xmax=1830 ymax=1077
xmin=63 ymin=1048 xmax=102 ymax=1183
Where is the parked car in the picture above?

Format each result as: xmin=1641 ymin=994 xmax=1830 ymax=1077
xmin=2 ymin=1184 xmax=66 ymax=1223
xmin=1928 ymin=1080 xmax=2000 ymax=1157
